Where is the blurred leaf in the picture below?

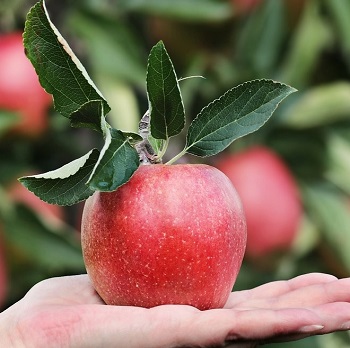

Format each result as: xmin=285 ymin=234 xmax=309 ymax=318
xmin=23 ymin=0 xmax=111 ymax=119
xmin=303 ymin=184 xmax=350 ymax=273
xmin=290 ymin=214 xmax=320 ymax=258
xmin=185 ymin=79 xmax=296 ymax=157
xmin=119 ymin=0 xmax=233 ymax=22
xmin=68 ymin=9 xmax=145 ymax=87
xmin=235 ymin=0 xmax=286 ymax=76
xmin=325 ymin=131 xmax=350 ymax=195
xmin=324 ymin=0 xmax=350 ymax=62
xmin=87 ymin=129 xmax=140 ymax=192
xmin=3 ymin=204 xmax=84 ymax=271
xmin=278 ymin=0 xmax=333 ymax=88
xmin=147 ymin=41 xmax=185 ymax=141
xmin=0 ymin=110 xmax=20 ymax=136
xmin=19 ymin=149 xmax=99 ymax=206
xmin=264 ymin=336 xmax=321 ymax=348
xmin=97 ymin=76 xmax=141 ymax=133
xmin=282 ymin=82 xmax=350 ymax=128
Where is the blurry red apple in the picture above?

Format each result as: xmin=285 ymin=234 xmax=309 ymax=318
xmin=0 ymin=32 xmax=52 ymax=136
xmin=215 ymin=146 xmax=302 ymax=259
xmin=81 ymin=164 xmax=246 ymax=310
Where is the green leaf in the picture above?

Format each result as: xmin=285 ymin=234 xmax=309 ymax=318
xmin=88 ymin=129 xmax=140 ymax=191
xmin=282 ymin=82 xmax=350 ymax=128
xmin=23 ymin=0 xmax=110 ymax=122
xmin=70 ymin=100 xmax=105 ymax=133
xmin=185 ymin=79 xmax=296 ymax=157
xmin=19 ymin=149 xmax=100 ymax=206
xmin=147 ymin=41 xmax=185 ymax=140
xmin=119 ymin=0 xmax=232 ymax=22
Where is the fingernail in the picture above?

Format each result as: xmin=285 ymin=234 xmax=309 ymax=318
xmin=341 ymin=321 xmax=350 ymax=330
xmin=298 ymin=324 xmax=324 ymax=333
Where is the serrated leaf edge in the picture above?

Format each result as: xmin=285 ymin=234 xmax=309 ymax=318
xmin=41 ymin=0 xmax=107 ymax=106
xmin=185 ymin=79 xmax=297 ymax=156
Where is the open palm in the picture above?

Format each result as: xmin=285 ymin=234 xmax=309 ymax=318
xmin=1 ymin=273 xmax=350 ymax=348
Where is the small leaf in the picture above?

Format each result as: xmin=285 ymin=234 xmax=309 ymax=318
xmin=88 ymin=129 xmax=140 ymax=191
xmin=23 ymin=0 xmax=110 ymax=121
xmin=70 ymin=100 xmax=106 ymax=133
xmin=147 ymin=41 xmax=185 ymax=140
xmin=185 ymin=79 xmax=296 ymax=157
xmin=19 ymin=149 xmax=100 ymax=206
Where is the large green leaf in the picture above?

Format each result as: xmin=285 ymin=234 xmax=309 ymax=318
xmin=185 ymin=79 xmax=296 ymax=157
xmin=147 ymin=41 xmax=185 ymax=141
xmin=23 ymin=0 xmax=110 ymax=126
xmin=19 ymin=149 xmax=100 ymax=206
xmin=87 ymin=129 xmax=140 ymax=191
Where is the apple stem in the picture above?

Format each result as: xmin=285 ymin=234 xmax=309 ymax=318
xmin=165 ymin=147 xmax=188 ymax=165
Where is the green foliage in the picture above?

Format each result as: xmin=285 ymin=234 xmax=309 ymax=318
xmin=147 ymin=41 xmax=185 ymax=140
xmin=19 ymin=149 xmax=99 ymax=205
xmin=19 ymin=0 xmax=293 ymax=205
xmin=185 ymin=79 xmax=296 ymax=157
xmin=23 ymin=0 xmax=111 ymax=120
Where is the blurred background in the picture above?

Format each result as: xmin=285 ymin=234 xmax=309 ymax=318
xmin=1 ymin=0 xmax=350 ymax=346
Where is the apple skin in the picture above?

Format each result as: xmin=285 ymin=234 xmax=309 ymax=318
xmin=215 ymin=146 xmax=302 ymax=259
xmin=81 ymin=164 xmax=247 ymax=310
xmin=0 ymin=32 xmax=52 ymax=136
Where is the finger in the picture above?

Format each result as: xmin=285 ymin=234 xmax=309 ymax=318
xmin=76 ymin=304 xmax=327 ymax=347
xmin=241 ymin=277 xmax=350 ymax=310
xmin=226 ymin=273 xmax=338 ymax=308
xmin=258 ymin=302 xmax=350 ymax=345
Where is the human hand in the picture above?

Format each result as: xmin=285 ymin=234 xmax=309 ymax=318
xmin=1 ymin=273 xmax=350 ymax=348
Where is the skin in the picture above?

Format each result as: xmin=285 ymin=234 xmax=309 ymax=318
xmin=215 ymin=147 xmax=301 ymax=258
xmin=82 ymin=164 xmax=247 ymax=309
xmin=1 ymin=273 xmax=350 ymax=347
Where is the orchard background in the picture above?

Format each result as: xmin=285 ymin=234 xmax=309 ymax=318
xmin=1 ymin=0 xmax=350 ymax=346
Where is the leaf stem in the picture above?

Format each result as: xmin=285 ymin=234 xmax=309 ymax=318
xmin=157 ymin=138 xmax=170 ymax=161
xmin=165 ymin=147 xmax=188 ymax=165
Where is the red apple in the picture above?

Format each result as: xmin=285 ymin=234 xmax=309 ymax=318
xmin=0 ymin=32 xmax=52 ymax=136
xmin=81 ymin=164 xmax=246 ymax=310
xmin=215 ymin=146 xmax=302 ymax=259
